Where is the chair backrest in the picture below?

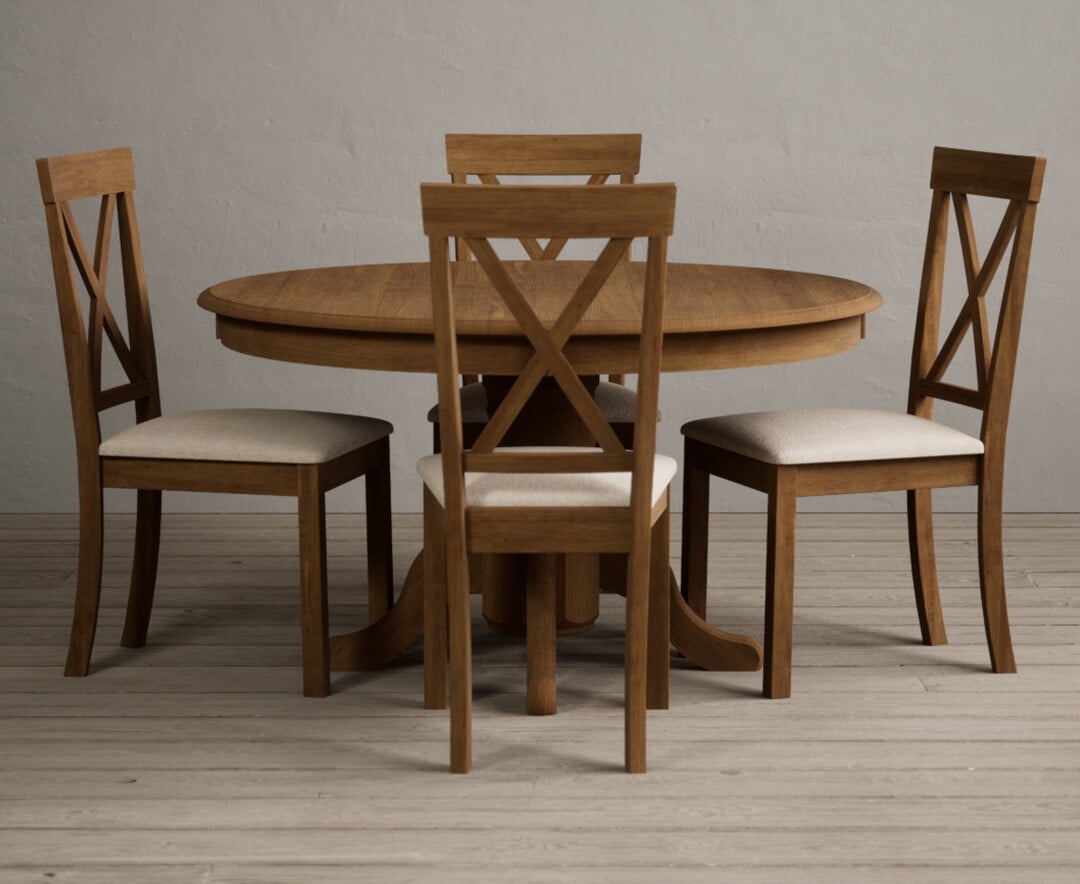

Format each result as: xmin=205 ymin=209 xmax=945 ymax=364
xmin=421 ymin=182 xmax=675 ymax=522
xmin=445 ymin=134 xmax=641 ymax=262
xmin=37 ymin=147 xmax=162 ymax=462
xmin=907 ymin=146 xmax=1045 ymax=458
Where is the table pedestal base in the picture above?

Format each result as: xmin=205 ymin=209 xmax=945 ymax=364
xmin=480 ymin=553 xmax=599 ymax=636
xmin=329 ymin=553 xmax=762 ymax=675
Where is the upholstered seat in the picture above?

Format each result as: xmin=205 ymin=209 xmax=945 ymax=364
xmin=682 ymin=408 xmax=983 ymax=465
xmin=426 ymin=382 xmax=489 ymax=424
xmin=101 ymin=409 xmax=393 ymax=464
xmin=418 ymin=447 xmax=677 ymax=508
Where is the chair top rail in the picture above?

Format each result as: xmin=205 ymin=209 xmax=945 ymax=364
xmin=37 ymin=147 xmax=135 ymax=204
xmin=446 ymin=133 xmax=641 ymax=177
xmin=421 ymin=183 xmax=676 ymax=239
xmin=930 ymin=146 xmax=1045 ymax=203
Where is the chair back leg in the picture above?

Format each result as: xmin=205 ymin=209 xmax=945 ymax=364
xmin=66 ymin=478 xmax=105 ymax=677
xmin=978 ymin=475 xmax=1016 ymax=672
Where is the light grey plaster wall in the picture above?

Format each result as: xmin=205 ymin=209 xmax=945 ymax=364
xmin=1 ymin=0 xmax=1076 ymax=513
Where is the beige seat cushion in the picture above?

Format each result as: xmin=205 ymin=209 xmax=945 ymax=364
xmin=681 ymin=408 xmax=983 ymax=466
xmin=417 ymin=446 xmax=677 ymax=508
xmin=99 ymin=409 xmax=393 ymax=464
xmin=426 ymin=380 xmax=645 ymax=424
xmin=426 ymin=381 xmax=491 ymax=423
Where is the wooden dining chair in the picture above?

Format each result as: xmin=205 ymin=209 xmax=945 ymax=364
xmin=419 ymin=182 xmax=677 ymax=772
xmin=37 ymin=146 xmax=395 ymax=698
xmin=428 ymin=133 xmax=644 ymax=451
xmin=680 ymin=147 xmax=1045 ymax=699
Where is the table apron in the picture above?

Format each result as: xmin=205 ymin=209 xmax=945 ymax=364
xmin=215 ymin=314 xmax=866 ymax=374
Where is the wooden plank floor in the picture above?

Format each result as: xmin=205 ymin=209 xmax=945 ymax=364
xmin=1 ymin=512 xmax=1078 ymax=882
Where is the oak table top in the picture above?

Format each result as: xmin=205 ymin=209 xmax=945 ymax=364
xmin=199 ymin=261 xmax=883 ymax=675
xmin=198 ymin=261 xmax=882 ymax=374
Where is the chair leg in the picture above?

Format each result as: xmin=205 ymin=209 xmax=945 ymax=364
xmin=907 ymin=488 xmax=947 ymax=645
xmin=647 ymin=504 xmax=671 ymax=710
xmin=680 ymin=440 xmax=710 ymax=619
xmin=978 ymin=476 xmax=1017 ymax=673
xmin=423 ymin=492 xmax=448 ymax=710
xmin=297 ymin=467 xmax=331 ymax=698
xmin=526 ymin=554 xmax=558 ymax=715
xmin=65 ymin=479 xmax=104 ymax=677
xmin=446 ymin=535 xmax=473 ymax=774
xmin=763 ymin=468 xmax=796 ymax=699
xmin=624 ymin=525 xmax=652 ymax=773
xmin=365 ymin=445 xmax=395 ymax=623
xmin=121 ymin=489 xmax=162 ymax=649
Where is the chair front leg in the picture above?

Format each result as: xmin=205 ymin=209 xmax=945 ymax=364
xmin=65 ymin=474 xmax=105 ymax=677
xmin=624 ymin=525 xmax=652 ymax=773
xmin=907 ymin=488 xmax=947 ymax=645
xmin=680 ymin=440 xmax=711 ymax=619
xmin=365 ymin=444 xmax=395 ymax=623
xmin=121 ymin=488 xmax=162 ymax=649
xmin=763 ymin=467 xmax=797 ymax=700
xmin=423 ymin=491 xmax=448 ymax=710
xmin=446 ymin=535 xmax=473 ymax=774
xmin=647 ymin=503 xmax=671 ymax=710
xmin=298 ymin=467 xmax=331 ymax=698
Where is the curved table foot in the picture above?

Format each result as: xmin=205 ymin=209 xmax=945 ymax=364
xmin=330 ymin=556 xmax=424 ymax=672
xmin=668 ymin=570 xmax=762 ymax=671
xmin=600 ymin=554 xmax=762 ymax=671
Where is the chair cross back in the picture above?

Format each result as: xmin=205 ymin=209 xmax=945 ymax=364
xmin=465 ymin=233 xmax=632 ymax=465
xmin=421 ymin=183 xmax=675 ymax=484
xmin=445 ymin=134 xmax=641 ymax=262
xmin=37 ymin=147 xmax=162 ymax=442
xmin=909 ymin=147 xmax=1045 ymax=438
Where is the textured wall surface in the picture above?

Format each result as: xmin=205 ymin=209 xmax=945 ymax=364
xmin=2 ymin=0 xmax=1076 ymax=513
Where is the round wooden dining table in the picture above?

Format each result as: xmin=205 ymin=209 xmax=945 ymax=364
xmin=198 ymin=260 xmax=882 ymax=674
